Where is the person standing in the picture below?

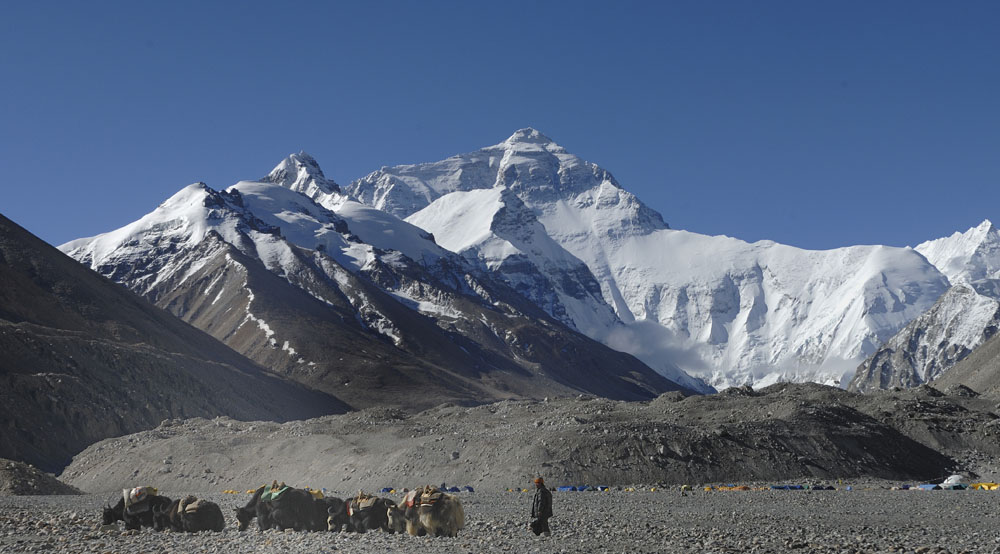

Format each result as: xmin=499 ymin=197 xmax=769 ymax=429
xmin=529 ymin=477 xmax=552 ymax=536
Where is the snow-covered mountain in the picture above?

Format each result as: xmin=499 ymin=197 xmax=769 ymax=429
xmin=916 ymin=219 xmax=1000 ymax=286
xmin=849 ymin=284 xmax=1000 ymax=392
xmin=849 ymin=220 xmax=1000 ymax=392
xmin=59 ymin=132 xmax=998 ymax=394
xmin=60 ymin=161 xmax=689 ymax=409
xmin=347 ymin=128 xmax=953 ymax=389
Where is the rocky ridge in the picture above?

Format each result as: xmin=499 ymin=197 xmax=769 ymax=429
xmin=850 ymin=285 xmax=1000 ymax=392
xmin=60 ymin=383 xmax=1000 ymax=494
xmin=0 ymin=459 xmax=80 ymax=496
xmin=851 ymin=221 xmax=1000 ymax=393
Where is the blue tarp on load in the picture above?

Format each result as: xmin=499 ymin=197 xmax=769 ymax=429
xmin=379 ymin=487 xmax=394 ymax=493
xmin=447 ymin=487 xmax=460 ymax=493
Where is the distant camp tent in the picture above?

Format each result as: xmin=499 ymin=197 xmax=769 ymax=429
xmin=917 ymin=484 xmax=941 ymax=491
xmin=557 ymin=486 xmax=576 ymax=492
xmin=942 ymin=475 xmax=964 ymax=487
xmin=463 ymin=486 xmax=474 ymax=492
xmin=970 ymin=482 xmax=999 ymax=491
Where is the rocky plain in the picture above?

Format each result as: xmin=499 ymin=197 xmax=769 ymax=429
xmin=1 ymin=382 xmax=1000 ymax=552
xmin=2 ymin=487 xmax=1000 ymax=553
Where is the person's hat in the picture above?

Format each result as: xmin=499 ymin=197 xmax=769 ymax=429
xmin=533 ymin=477 xmax=544 ymax=484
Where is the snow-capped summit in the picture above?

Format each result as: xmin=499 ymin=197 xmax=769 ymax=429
xmin=916 ymin=219 xmax=1000 ymax=286
xmin=263 ymin=151 xmax=342 ymax=198
xmin=406 ymin=186 xmax=622 ymax=337
xmin=501 ymin=127 xmax=563 ymax=148
xmin=350 ymin=129 xmax=953 ymax=390
xmin=61 ymin=160 xmax=690 ymax=407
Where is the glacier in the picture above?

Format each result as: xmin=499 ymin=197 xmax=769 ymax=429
xmin=347 ymin=128 xmax=954 ymax=389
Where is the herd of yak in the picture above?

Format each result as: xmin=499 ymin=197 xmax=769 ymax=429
xmin=101 ymin=483 xmax=465 ymax=537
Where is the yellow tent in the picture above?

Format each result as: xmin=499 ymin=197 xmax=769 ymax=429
xmin=970 ymin=482 xmax=999 ymax=491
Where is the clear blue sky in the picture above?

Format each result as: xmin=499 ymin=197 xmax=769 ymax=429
xmin=2 ymin=1 xmax=998 ymax=250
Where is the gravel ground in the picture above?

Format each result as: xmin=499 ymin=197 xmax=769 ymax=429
xmin=2 ymin=488 xmax=1000 ymax=553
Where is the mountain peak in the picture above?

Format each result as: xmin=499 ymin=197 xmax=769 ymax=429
xmin=264 ymin=152 xmax=341 ymax=196
xmin=958 ymin=219 xmax=998 ymax=247
xmin=503 ymin=128 xmax=561 ymax=149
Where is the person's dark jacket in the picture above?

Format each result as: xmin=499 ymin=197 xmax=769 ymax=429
xmin=531 ymin=486 xmax=552 ymax=519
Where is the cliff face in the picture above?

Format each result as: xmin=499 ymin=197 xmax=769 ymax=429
xmin=850 ymin=285 xmax=1000 ymax=393
xmin=0 ymin=213 xmax=344 ymax=472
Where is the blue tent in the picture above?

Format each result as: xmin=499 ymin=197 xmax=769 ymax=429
xmin=556 ymin=486 xmax=576 ymax=492
xmin=447 ymin=487 xmax=460 ymax=493
xmin=379 ymin=487 xmax=394 ymax=493
xmin=463 ymin=486 xmax=475 ymax=492
xmin=917 ymin=484 xmax=941 ymax=490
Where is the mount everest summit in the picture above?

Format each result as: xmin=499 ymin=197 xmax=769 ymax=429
xmin=60 ymin=154 xmax=686 ymax=409
xmin=345 ymin=128 xmax=970 ymax=390
xmin=60 ymin=129 xmax=1000 ymax=395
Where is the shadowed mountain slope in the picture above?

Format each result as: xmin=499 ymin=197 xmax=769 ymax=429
xmin=0 ymin=214 xmax=345 ymax=472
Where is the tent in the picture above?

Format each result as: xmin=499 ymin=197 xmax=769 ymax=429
xmin=917 ymin=484 xmax=941 ymax=490
xmin=970 ymin=482 xmax=999 ymax=491
xmin=942 ymin=475 xmax=964 ymax=487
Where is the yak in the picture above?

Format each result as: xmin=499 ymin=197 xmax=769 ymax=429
xmin=387 ymin=489 xmax=428 ymax=536
xmin=321 ymin=496 xmax=351 ymax=532
xmin=417 ymin=488 xmax=465 ymax=537
xmin=345 ymin=494 xmax=395 ymax=533
xmin=235 ymin=484 xmax=327 ymax=532
xmin=152 ymin=496 xmax=225 ymax=532
xmin=102 ymin=490 xmax=172 ymax=531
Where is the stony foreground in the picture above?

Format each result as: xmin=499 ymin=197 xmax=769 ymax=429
xmin=2 ymin=488 xmax=1000 ymax=553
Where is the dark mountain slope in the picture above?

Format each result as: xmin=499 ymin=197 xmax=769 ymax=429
xmin=0 ymin=214 xmax=345 ymax=472
xmin=933 ymin=331 xmax=1000 ymax=397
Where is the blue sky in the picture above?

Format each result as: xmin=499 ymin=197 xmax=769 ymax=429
xmin=2 ymin=1 xmax=998 ymax=249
